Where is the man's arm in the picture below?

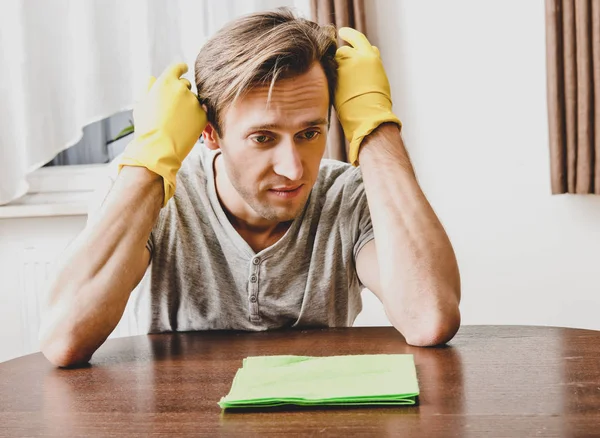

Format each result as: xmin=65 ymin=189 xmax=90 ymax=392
xmin=356 ymin=123 xmax=461 ymax=346
xmin=40 ymin=63 xmax=207 ymax=367
xmin=334 ymin=28 xmax=460 ymax=346
xmin=39 ymin=167 xmax=162 ymax=367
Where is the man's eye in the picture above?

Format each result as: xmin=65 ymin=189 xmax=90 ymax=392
xmin=301 ymin=130 xmax=320 ymax=140
xmin=253 ymin=135 xmax=271 ymax=144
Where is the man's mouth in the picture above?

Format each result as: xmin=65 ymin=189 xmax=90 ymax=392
xmin=268 ymin=184 xmax=304 ymax=199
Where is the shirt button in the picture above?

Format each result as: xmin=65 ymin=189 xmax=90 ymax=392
xmin=252 ymin=258 xmax=260 ymax=265
xmin=250 ymin=274 xmax=257 ymax=283
xmin=250 ymin=295 xmax=257 ymax=303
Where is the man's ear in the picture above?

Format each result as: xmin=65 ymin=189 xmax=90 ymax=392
xmin=202 ymin=123 xmax=221 ymax=150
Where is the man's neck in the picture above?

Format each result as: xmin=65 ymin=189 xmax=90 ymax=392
xmin=213 ymin=153 xmax=292 ymax=252
xmin=223 ymin=209 xmax=292 ymax=253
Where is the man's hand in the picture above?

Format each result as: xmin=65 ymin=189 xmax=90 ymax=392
xmin=119 ymin=63 xmax=207 ymax=206
xmin=334 ymin=27 xmax=401 ymax=166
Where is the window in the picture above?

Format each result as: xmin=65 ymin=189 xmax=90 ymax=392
xmin=45 ymin=110 xmax=133 ymax=167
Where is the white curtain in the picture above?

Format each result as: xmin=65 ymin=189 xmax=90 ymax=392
xmin=0 ymin=0 xmax=310 ymax=205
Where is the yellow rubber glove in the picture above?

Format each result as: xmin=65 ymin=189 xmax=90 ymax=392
xmin=335 ymin=27 xmax=402 ymax=166
xmin=119 ymin=63 xmax=207 ymax=206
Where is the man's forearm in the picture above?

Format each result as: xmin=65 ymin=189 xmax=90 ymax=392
xmin=40 ymin=167 xmax=163 ymax=366
xmin=359 ymin=123 xmax=461 ymax=345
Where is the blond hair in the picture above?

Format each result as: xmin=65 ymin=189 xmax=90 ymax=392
xmin=195 ymin=7 xmax=337 ymax=136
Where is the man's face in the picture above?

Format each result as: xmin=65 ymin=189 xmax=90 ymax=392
xmin=215 ymin=63 xmax=330 ymax=223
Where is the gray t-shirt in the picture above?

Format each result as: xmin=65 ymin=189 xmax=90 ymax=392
xmin=136 ymin=145 xmax=374 ymax=332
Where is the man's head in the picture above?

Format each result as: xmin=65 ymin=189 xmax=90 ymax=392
xmin=195 ymin=8 xmax=337 ymax=223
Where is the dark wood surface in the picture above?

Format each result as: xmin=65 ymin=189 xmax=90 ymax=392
xmin=1 ymin=326 xmax=599 ymax=437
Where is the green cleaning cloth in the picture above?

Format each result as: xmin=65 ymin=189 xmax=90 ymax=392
xmin=219 ymin=354 xmax=419 ymax=409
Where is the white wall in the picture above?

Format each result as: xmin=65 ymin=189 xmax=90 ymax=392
xmin=356 ymin=0 xmax=600 ymax=330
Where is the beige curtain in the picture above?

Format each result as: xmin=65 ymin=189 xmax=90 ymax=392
xmin=311 ymin=0 xmax=366 ymax=162
xmin=546 ymin=0 xmax=600 ymax=194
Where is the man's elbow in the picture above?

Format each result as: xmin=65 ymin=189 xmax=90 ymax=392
xmin=398 ymin=305 xmax=461 ymax=347
xmin=40 ymin=332 xmax=93 ymax=368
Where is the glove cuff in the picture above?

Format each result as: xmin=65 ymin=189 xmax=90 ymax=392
xmin=118 ymin=133 xmax=182 ymax=207
xmin=348 ymin=114 xmax=402 ymax=166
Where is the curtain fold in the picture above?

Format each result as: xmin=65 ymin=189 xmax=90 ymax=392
xmin=310 ymin=0 xmax=366 ymax=163
xmin=546 ymin=0 xmax=600 ymax=194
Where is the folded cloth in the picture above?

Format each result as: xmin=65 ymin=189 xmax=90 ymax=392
xmin=218 ymin=354 xmax=419 ymax=409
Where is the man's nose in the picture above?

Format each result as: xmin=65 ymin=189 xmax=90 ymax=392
xmin=272 ymin=139 xmax=304 ymax=181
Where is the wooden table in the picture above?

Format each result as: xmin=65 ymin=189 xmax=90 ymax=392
xmin=1 ymin=326 xmax=599 ymax=437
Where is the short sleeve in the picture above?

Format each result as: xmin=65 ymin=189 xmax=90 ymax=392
xmin=344 ymin=168 xmax=374 ymax=261
xmin=353 ymin=197 xmax=374 ymax=260
xmin=146 ymin=208 xmax=168 ymax=256
xmin=146 ymin=229 xmax=154 ymax=254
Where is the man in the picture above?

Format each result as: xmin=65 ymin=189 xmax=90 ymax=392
xmin=40 ymin=8 xmax=460 ymax=367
